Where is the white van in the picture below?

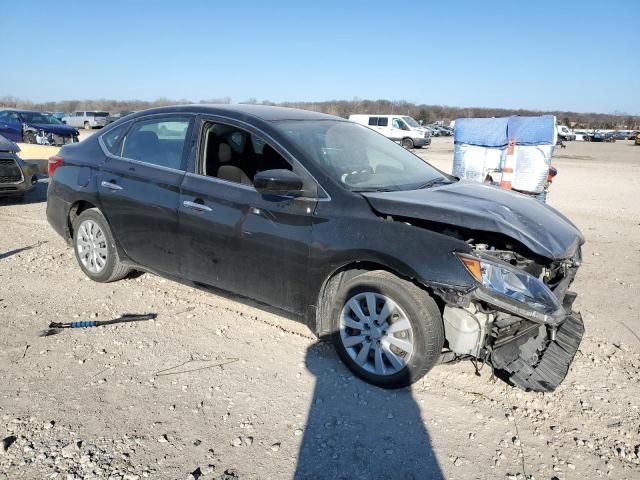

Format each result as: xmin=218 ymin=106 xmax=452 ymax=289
xmin=349 ymin=114 xmax=431 ymax=148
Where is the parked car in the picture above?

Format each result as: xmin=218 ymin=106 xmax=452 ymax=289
xmin=430 ymin=126 xmax=452 ymax=136
xmin=46 ymin=105 xmax=584 ymax=391
xmin=557 ymin=125 xmax=576 ymax=141
xmin=611 ymin=131 xmax=631 ymax=140
xmin=627 ymin=130 xmax=638 ymax=140
xmin=635 ymin=132 xmax=640 ymax=145
xmin=0 ymin=109 xmax=79 ymax=146
xmin=584 ymin=131 xmax=616 ymax=142
xmin=349 ymin=114 xmax=431 ymax=149
xmin=105 ymin=111 xmax=136 ymax=125
xmin=0 ymin=134 xmax=39 ymax=198
xmin=63 ymin=111 xmax=110 ymax=129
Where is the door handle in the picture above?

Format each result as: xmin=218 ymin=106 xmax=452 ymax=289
xmin=101 ymin=180 xmax=123 ymax=191
xmin=183 ymin=200 xmax=212 ymax=213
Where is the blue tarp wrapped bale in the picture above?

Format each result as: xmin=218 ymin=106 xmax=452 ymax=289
xmin=454 ymin=117 xmax=509 ymax=147
xmin=452 ymin=115 xmax=555 ymax=194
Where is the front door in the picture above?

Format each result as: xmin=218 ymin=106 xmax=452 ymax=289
xmin=97 ymin=115 xmax=194 ymax=276
xmin=178 ymin=119 xmax=316 ymax=314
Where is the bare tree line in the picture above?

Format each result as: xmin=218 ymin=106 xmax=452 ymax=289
xmin=1 ymin=96 xmax=637 ymax=129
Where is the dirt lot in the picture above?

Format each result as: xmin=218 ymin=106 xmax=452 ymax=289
xmin=1 ymin=137 xmax=639 ymax=480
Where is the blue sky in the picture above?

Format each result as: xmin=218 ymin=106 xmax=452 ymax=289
xmin=2 ymin=0 xmax=639 ymax=114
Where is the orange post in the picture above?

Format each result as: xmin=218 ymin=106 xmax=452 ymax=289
xmin=500 ymin=138 xmax=516 ymax=190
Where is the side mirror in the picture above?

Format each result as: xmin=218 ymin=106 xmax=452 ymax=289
xmin=254 ymin=169 xmax=303 ymax=196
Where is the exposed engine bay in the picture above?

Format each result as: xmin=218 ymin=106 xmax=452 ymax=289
xmin=436 ymin=241 xmax=584 ymax=392
xmin=23 ymin=124 xmax=78 ymax=146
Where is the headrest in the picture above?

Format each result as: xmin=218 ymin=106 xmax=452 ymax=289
xmin=132 ymin=131 xmax=159 ymax=148
xmin=218 ymin=143 xmax=232 ymax=164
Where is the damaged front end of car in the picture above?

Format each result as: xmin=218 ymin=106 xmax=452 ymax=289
xmin=436 ymin=244 xmax=584 ymax=392
xmin=23 ymin=124 xmax=78 ymax=146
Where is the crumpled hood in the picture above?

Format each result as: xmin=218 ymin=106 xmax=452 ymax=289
xmin=26 ymin=123 xmax=77 ymax=135
xmin=362 ymin=180 xmax=584 ymax=260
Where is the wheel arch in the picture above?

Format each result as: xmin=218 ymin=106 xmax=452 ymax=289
xmin=313 ymin=259 xmax=437 ymax=337
xmin=67 ymin=199 xmax=98 ymax=240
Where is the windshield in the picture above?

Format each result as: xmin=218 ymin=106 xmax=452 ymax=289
xmin=402 ymin=116 xmax=421 ymax=128
xmin=20 ymin=112 xmax=63 ymax=125
xmin=275 ymin=120 xmax=447 ymax=192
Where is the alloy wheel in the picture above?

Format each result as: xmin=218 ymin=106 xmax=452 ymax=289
xmin=339 ymin=292 xmax=414 ymax=376
xmin=76 ymin=219 xmax=108 ymax=273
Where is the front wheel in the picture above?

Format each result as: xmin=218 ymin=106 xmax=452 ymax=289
xmin=401 ymin=137 xmax=414 ymax=149
xmin=23 ymin=131 xmax=36 ymax=144
xmin=84 ymin=121 xmax=91 ymax=130
xmin=72 ymin=208 xmax=130 ymax=282
xmin=331 ymin=270 xmax=444 ymax=388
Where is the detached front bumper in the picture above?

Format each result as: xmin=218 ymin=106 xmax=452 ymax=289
xmin=490 ymin=309 xmax=584 ymax=392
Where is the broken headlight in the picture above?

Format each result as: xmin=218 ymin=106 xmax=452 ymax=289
xmin=457 ymin=253 xmax=562 ymax=316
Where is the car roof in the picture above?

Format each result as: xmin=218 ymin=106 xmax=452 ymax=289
xmin=125 ymin=104 xmax=342 ymax=122
xmin=0 ymin=108 xmax=44 ymax=114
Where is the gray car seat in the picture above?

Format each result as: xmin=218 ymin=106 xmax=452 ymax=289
xmin=216 ymin=142 xmax=252 ymax=186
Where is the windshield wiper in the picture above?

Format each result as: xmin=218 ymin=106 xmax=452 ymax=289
xmin=353 ymin=187 xmax=399 ymax=193
xmin=415 ymin=177 xmax=452 ymax=189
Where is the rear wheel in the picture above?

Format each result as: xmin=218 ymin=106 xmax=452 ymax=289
xmin=330 ymin=270 xmax=444 ymax=388
xmin=84 ymin=121 xmax=91 ymax=130
xmin=401 ymin=137 xmax=414 ymax=149
xmin=72 ymin=208 xmax=129 ymax=282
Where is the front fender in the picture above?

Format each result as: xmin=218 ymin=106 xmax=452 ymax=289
xmin=306 ymin=205 xmax=476 ymax=333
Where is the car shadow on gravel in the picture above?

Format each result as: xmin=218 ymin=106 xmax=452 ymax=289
xmin=295 ymin=341 xmax=444 ymax=480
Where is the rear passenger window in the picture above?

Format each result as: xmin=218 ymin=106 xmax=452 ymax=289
xmin=101 ymin=123 xmax=130 ymax=156
xmin=378 ymin=117 xmax=388 ymax=127
xmin=122 ymin=118 xmax=191 ymax=170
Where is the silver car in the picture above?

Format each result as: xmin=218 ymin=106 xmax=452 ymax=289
xmin=62 ymin=111 xmax=109 ymax=129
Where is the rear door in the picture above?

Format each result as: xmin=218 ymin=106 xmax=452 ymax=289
xmin=377 ymin=116 xmax=392 ymax=138
xmin=97 ymin=115 xmax=194 ymax=275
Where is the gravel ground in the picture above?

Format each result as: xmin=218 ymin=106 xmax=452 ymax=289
xmin=1 ymin=137 xmax=639 ymax=479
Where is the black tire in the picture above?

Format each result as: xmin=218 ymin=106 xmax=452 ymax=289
xmin=401 ymin=137 xmax=414 ymax=149
xmin=84 ymin=121 xmax=91 ymax=130
xmin=330 ymin=270 xmax=444 ymax=389
xmin=72 ymin=208 xmax=130 ymax=282
xmin=23 ymin=131 xmax=36 ymax=144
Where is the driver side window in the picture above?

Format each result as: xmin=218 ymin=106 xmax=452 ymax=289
xmin=392 ymin=118 xmax=408 ymax=130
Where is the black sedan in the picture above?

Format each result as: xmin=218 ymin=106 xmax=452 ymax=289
xmin=46 ymin=105 xmax=585 ymax=391
xmin=0 ymin=109 xmax=79 ymax=146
